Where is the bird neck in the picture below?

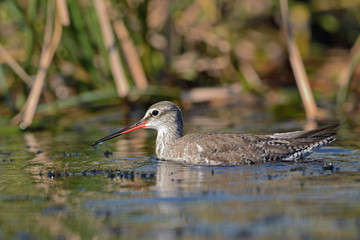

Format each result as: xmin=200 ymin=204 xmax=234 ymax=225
xmin=155 ymin=124 xmax=183 ymax=159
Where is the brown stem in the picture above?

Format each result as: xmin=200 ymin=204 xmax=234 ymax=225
xmin=113 ymin=19 xmax=148 ymax=90
xmin=280 ymin=0 xmax=318 ymax=122
xmin=20 ymin=0 xmax=63 ymax=128
xmin=93 ymin=0 xmax=129 ymax=97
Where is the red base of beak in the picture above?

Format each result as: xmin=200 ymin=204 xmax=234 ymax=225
xmin=92 ymin=121 xmax=148 ymax=146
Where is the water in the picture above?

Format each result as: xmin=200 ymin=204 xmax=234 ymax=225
xmin=0 ymin=107 xmax=360 ymax=239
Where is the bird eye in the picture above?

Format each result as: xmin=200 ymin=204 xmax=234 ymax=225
xmin=152 ymin=110 xmax=159 ymax=116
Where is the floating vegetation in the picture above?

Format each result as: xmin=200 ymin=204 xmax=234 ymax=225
xmin=322 ymin=162 xmax=340 ymax=172
xmin=49 ymin=152 xmax=88 ymax=159
xmin=41 ymin=169 xmax=156 ymax=180
xmin=290 ymin=165 xmax=307 ymax=172
xmin=103 ymin=150 xmax=113 ymax=157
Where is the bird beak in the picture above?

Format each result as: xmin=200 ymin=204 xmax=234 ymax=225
xmin=92 ymin=121 xmax=148 ymax=146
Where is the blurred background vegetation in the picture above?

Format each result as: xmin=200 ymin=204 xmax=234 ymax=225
xmin=0 ymin=0 xmax=360 ymax=129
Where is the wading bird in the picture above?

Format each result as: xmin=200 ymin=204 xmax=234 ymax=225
xmin=93 ymin=101 xmax=338 ymax=165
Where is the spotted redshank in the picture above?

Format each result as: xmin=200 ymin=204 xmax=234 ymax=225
xmin=92 ymin=101 xmax=338 ymax=165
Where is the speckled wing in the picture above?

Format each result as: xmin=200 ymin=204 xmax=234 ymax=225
xmin=173 ymin=133 xmax=267 ymax=165
xmin=173 ymin=124 xmax=338 ymax=165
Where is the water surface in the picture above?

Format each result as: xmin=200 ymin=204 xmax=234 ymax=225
xmin=0 ymin=107 xmax=359 ymax=239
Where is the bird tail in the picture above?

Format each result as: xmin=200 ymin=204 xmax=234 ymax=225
xmin=274 ymin=124 xmax=339 ymax=161
xmin=271 ymin=123 xmax=339 ymax=140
